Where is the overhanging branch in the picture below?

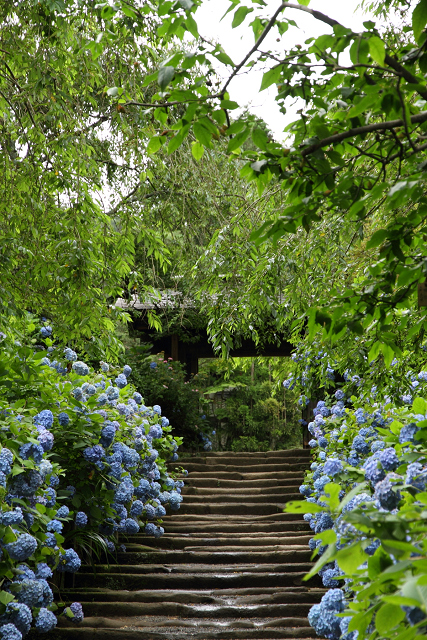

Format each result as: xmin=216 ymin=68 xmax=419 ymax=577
xmin=301 ymin=110 xmax=427 ymax=156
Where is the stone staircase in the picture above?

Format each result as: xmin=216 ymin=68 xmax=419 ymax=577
xmin=53 ymin=448 xmax=323 ymax=639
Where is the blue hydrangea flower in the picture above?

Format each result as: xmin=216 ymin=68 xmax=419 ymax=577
xmin=399 ymin=423 xmax=419 ymax=444
xmin=106 ymin=386 xmax=120 ymax=401
xmin=3 ymin=602 xmax=32 ymax=635
xmin=149 ymin=362 xmax=157 ymax=370
xmin=46 ymin=519 xmax=63 ymax=533
xmin=352 ymin=435 xmax=370 ymax=455
xmin=40 ymin=326 xmax=52 ymax=338
xmin=1 ymin=508 xmax=23 ymax=527
xmin=152 ymin=405 xmax=161 ymax=415
xmin=34 ymin=410 xmax=54 ymax=430
xmin=35 ymin=608 xmax=57 ymax=633
xmin=83 ymin=445 xmax=105 ymax=463
xmin=5 ymin=534 xmax=37 ymax=561
xmin=364 ymin=456 xmax=385 ymax=485
xmin=100 ymin=424 xmax=115 ymax=447
xmin=0 ymin=623 xmax=23 ymax=640
xmin=75 ymin=512 xmax=88 ymax=528
xmin=69 ymin=602 xmax=84 ymax=624
xmin=37 ymin=429 xmax=54 ymax=452
xmin=123 ymin=365 xmax=132 ymax=378
xmin=56 ymin=548 xmax=81 ymax=573
xmin=72 ymin=361 xmax=89 ymax=376
xmin=100 ymin=361 xmax=109 ymax=373
xmin=378 ymin=447 xmax=400 ymax=471
xmin=35 ymin=563 xmax=52 ymax=579
xmin=323 ymin=458 xmax=343 ymax=477
xmin=64 ymin=348 xmax=77 ymax=362
xmin=123 ymin=518 xmax=139 ymax=534
xmin=56 ymin=505 xmax=70 ymax=519
xmin=144 ymin=522 xmax=157 ymax=535
xmin=115 ymin=373 xmax=128 ymax=389
xmin=374 ymin=477 xmax=401 ymax=510
xmin=57 ymin=412 xmax=70 ymax=427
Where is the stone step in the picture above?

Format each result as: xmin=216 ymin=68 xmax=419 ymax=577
xmin=183 ymin=485 xmax=301 ymax=495
xmin=80 ymin=558 xmax=314 ymax=572
xmin=184 ymin=477 xmax=305 ymax=488
xmin=126 ymin=534 xmax=312 ymax=548
xmin=176 ymin=502 xmax=295 ymax=515
xmin=179 ymin=464 xmax=308 ymax=474
xmin=178 ymin=449 xmax=311 ymax=460
xmin=73 ymin=571 xmax=321 ymax=590
xmin=162 ymin=510 xmax=304 ymax=519
xmin=52 ymin=623 xmax=318 ymax=639
xmin=56 ymin=587 xmax=326 ymax=605
xmin=163 ymin=521 xmax=309 ymax=534
xmin=72 ymin=601 xmax=315 ymax=618
xmin=180 ymin=492 xmax=300 ymax=503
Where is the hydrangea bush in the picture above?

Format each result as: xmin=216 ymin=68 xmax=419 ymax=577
xmin=0 ymin=322 xmax=185 ymax=638
xmin=285 ymin=360 xmax=427 ymax=640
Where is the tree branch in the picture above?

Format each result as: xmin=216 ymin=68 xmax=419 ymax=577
xmin=301 ymin=110 xmax=427 ymax=156
xmin=280 ymin=2 xmax=427 ymax=101
xmin=220 ymin=2 xmax=286 ymax=96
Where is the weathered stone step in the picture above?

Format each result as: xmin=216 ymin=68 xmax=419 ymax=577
xmin=80 ymin=558 xmax=313 ymax=573
xmin=184 ymin=477 xmax=305 ymax=488
xmin=51 ymin=624 xmax=318 ymax=639
xmin=162 ymin=510 xmax=304 ymax=519
xmin=80 ymin=545 xmax=311 ymax=573
xmin=73 ymin=571 xmax=321 ymax=590
xmin=56 ymin=587 xmax=326 ymax=605
xmin=164 ymin=521 xmax=309 ymax=534
xmin=180 ymin=492 xmax=300 ymax=503
xmin=183 ymin=485 xmax=301 ymax=495
xmin=177 ymin=502 xmax=294 ymax=515
xmin=75 ymin=601 xmax=314 ymax=618
xmin=127 ymin=534 xmax=312 ymax=548
xmin=178 ymin=449 xmax=311 ymax=461
xmin=180 ymin=463 xmax=308 ymax=474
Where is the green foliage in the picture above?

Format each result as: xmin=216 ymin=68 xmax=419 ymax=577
xmin=196 ymin=357 xmax=301 ymax=451
xmin=127 ymin=351 xmax=201 ymax=445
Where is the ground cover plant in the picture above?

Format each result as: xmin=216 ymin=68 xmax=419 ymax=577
xmin=0 ymin=317 xmax=185 ymax=639
xmin=284 ymin=347 xmax=427 ymax=640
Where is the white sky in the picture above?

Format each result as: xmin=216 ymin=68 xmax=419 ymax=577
xmin=194 ymin=0 xmax=375 ymax=138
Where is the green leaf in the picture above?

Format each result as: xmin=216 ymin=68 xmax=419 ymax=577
xmin=232 ymin=6 xmax=254 ymax=28
xmin=146 ymin=136 xmax=163 ymax=155
xmin=412 ymin=396 xmax=426 ymax=414
xmin=336 ymin=541 xmax=367 ymax=573
xmin=227 ymin=127 xmax=251 ymax=153
xmin=284 ymin=500 xmax=325 ymax=514
xmin=304 ymin=542 xmax=337 ymax=580
xmin=297 ymin=0 xmax=310 ymax=5
xmin=179 ymin=0 xmax=194 ymax=9
xmin=366 ymin=229 xmax=388 ymax=249
xmin=106 ymin=87 xmax=119 ymax=97
xmin=158 ymin=66 xmax=175 ymax=91
xmin=193 ymin=122 xmax=212 ymax=146
xmin=0 ymin=592 xmax=15 ymax=606
xmin=323 ymin=483 xmax=341 ymax=511
xmin=185 ymin=14 xmax=199 ymax=38
xmin=191 ymin=141 xmax=204 ymax=161
xmin=375 ymin=603 xmax=406 ymax=634
xmin=260 ymin=66 xmax=281 ymax=92
xmin=368 ymin=340 xmax=381 ymax=363
xmin=369 ymin=36 xmax=386 ymax=65
xmin=252 ymin=128 xmax=269 ymax=150
xmin=413 ymin=0 xmax=427 ymax=43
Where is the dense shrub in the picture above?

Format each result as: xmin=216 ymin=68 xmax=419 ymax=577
xmin=127 ymin=353 xmax=203 ymax=446
xmin=285 ymin=357 xmax=427 ymax=640
xmin=0 ymin=321 xmax=184 ymax=638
